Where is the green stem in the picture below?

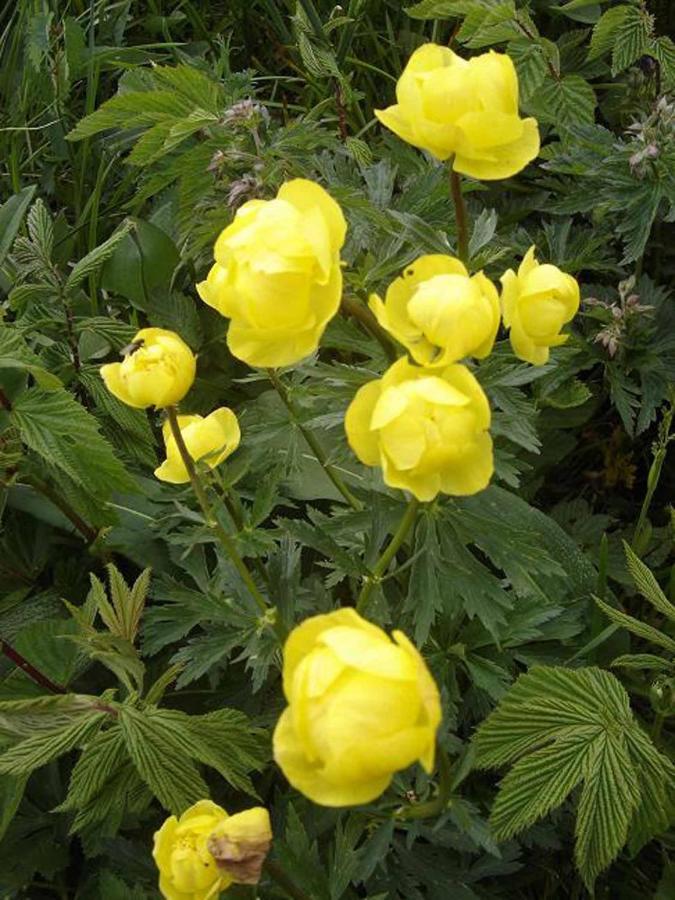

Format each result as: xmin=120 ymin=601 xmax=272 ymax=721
xmin=25 ymin=475 xmax=98 ymax=544
xmin=341 ymin=295 xmax=399 ymax=362
xmin=450 ymin=168 xmax=469 ymax=265
xmin=267 ymin=370 xmax=363 ymax=511
xmin=396 ymin=744 xmax=452 ymax=820
xmin=633 ymin=401 xmax=673 ymax=551
xmin=166 ymin=407 xmax=281 ymax=636
xmin=356 ymin=497 xmax=419 ymax=614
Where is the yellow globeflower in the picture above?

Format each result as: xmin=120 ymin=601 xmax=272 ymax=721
xmin=273 ymin=608 xmax=441 ymax=807
xmin=154 ymin=408 xmax=241 ymax=484
xmin=152 ymin=801 xmax=231 ymax=900
xmin=197 ymin=179 xmax=346 ymax=368
xmin=369 ymin=254 xmax=500 ymax=366
xmin=100 ymin=328 xmax=195 ymax=409
xmin=375 ymin=44 xmax=539 ymax=180
xmin=500 ymin=246 xmax=580 ymax=365
xmin=153 ymin=801 xmax=272 ymax=899
xmin=345 ymin=358 xmax=493 ymax=502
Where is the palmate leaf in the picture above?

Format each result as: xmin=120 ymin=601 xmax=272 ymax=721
xmin=0 ymin=709 xmax=105 ymax=776
xmin=58 ymin=725 xmax=128 ymax=813
xmin=474 ymin=666 xmax=674 ymax=890
xmin=623 ymin=541 xmax=675 ymax=622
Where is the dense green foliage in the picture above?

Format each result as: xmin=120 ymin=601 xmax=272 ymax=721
xmin=0 ymin=1 xmax=674 ymax=897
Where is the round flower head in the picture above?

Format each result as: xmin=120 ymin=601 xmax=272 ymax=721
xmin=273 ymin=608 xmax=441 ymax=807
xmin=369 ymin=254 xmax=500 ymax=366
xmin=152 ymin=800 xmax=232 ymax=900
xmin=500 ymin=246 xmax=580 ymax=365
xmin=345 ymin=357 xmax=493 ymax=502
xmin=376 ymin=44 xmax=540 ymax=180
xmin=100 ymin=328 xmax=196 ymax=409
xmin=154 ymin=407 xmax=241 ymax=484
xmin=197 ymin=178 xmax=346 ymax=368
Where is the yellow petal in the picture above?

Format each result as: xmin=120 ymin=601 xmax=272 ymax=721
xmin=216 ymin=807 xmax=272 ymax=844
xmin=441 ymin=364 xmax=491 ymax=431
xmin=439 ymin=430 xmax=494 ymax=496
xmin=153 ymin=815 xmax=179 ymax=874
xmin=381 ymin=454 xmax=442 ymax=502
xmin=345 ymin=379 xmax=383 ymax=466
xmin=277 ymin=178 xmax=347 ymax=252
xmin=518 ymin=245 xmax=539 ymax=279
xmin=317 ymin=626 xmax=418 ymax=681
xmin=154 ymin=456 xmax=190 ymax=484
xmin=282 ymin=609 xmax=384 ymax=701
xmin=100 ymin=362 xmax=140 ymax=408
xmin=453 ymin=117 xmax=540 ymax=181
xmin=370 ymin=386 xmax=409 ymax=430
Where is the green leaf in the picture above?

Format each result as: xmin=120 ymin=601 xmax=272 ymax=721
xmin=611 ymin=653 xmax=672 ymax=672
xmin=475 ymin=666 xmax=671 ymax=890
xmin=59 ymin=725 xmax=128 ymax=813
xmin=506 ymin=38 xmax=549 ymax=101
xmin=0 ymin=326 xmax=62 ymax=390
xmin=0 ymin=186 xmax=36 ymax=268
xmin=0 ymin=709 xmax=105 ymax=776
xmin=119 ymin=706 xmax=208 ymax=815
xmin=531 ymin=75 xmax=597 ymax=128
xmin=623 ymin=541 xmax=675 ymax=622
xmin=574 ymin=729 xmax=640 ymax=890
xmin=405 ymin=0 xmax=473 ymax=19
xmin=611 ymin=4 xmax=653 ymax=75
xmin=100 ymin=219 xmax=180 ymax=310
xmin=0 ymin=774 xmax=27 ymax=842
xmin=66 ymin=91 xmax=193 ymax=141
xmin=588 ymin=5 xmax=631 ymax=61
xmin=65 ymin=221 xmax=134 ymax=293
xmin=595 ymin=596 xmax=675 ymax=653
xmin=10 ymin=388 xmax=136 ymax=498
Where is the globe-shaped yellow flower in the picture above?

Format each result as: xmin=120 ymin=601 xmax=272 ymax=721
xmin=197 ymin=179 xmax=346 ymax=368
xmin=153 ymin=800 xmax=231 ymax=900
xmin=100 ymin=328 xmax=195 ymax=409
xmin=345 ymin=358 xmax=493 ymax=501
xmin=153 ymin=801 xmax=272 ymax=900
xmin=154 ymin=407 xmax=241 ymax=484
xmin=273 ymin=608 xmax=441 ymax=807
xmin=500 ymin=246 xmax=580 ymax=365
xmin=376 ymin=44 xmax=540 ymax=180
xmin=369 ymin=254 xmax=500 ymax=366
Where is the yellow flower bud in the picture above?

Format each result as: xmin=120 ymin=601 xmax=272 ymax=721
xmin=100 ymin=328 xmax=195 ymax=409
xmin=152 ymin=800 xmax=232 ymax=900
xmin=207 ymin=807 xmax=272 ymax=885
xmin=500 ymin=246 xmax=580 ymax=365
xmin=369 ymin=255 xmax=500 ymax=366
xmin=197 ymin=179 xmax=346 ymax=368
xmin=273 ymin=608 xmax=441 ymax=807
xmin=345 ymin=357 xmax=493 ymax=502
xmin=154 ymin=407 xmax=241 ymax=484
xmin=375 ymin=44 xmax=540 ymax=180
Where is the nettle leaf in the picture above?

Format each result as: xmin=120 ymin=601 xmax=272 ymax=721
xmin=58 ymin=725 xmax=128 ymax=814
xmin=531 ymin=75 xmax=597 ymax=128
xmin=10 ymin=388 xmax=136 ymax=498
xmin=474 ymin=666 xmax=675 ymax=890
xmin=65 ymin=221 xmax=134 ymax=293
xmin=0 ymin=326 xmax=62 ymax=390
xmin=0 ymin=709 xmax=105 ymax=777
xmin=588 ymin=4 xmax=631 ymax=61
xmin=610 ymin=4 xmax=653 ymax=75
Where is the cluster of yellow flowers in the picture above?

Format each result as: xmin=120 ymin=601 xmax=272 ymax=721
xmin=98 ymin=43 xmax=582 ymax=899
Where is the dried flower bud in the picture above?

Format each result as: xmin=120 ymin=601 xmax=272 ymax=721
xmin=207 ymin=807 xmax=272 ymax=885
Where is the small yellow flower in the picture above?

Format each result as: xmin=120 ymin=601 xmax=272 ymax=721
xmin=100 ymin=328 xmax=195 ymax=409
xmin=375 ymin=44 xmax=539 ymax=180
xmin=153 ymin=802 xmax=272 ymax=900
xmin=500 ymin=246 xmax=580 ymax=365
xmin=197 ymin=179 xmax=346 ymax=368
xmin=154 ymin=408 xmax=241 ymax=484
xmin=152 ymin=800 xmax=231 ymax=900
xmin=369 ymin=255 xmax=500 ymax=366
xmin=345 ymin=357 xmax=493 ymax=502
xmin=273 ymin=608 xmax=441 ymax=807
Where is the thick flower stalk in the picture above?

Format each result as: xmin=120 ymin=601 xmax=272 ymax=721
xmin=273 ymin=609 xmax=441 ymax=807
xmin=153 ymin=801 xmax=271 ymax=899
xmin=376 ymin=44 xmax=539 ymax=180
xmin=345 ymin=357 xmax=493 ymax=501
xmin=154 ymin=408 xmax=241 ymax=484
xmin=369 ymin=254 xmax=500 ymax=366
xmin=197 ymin=178 xmax=346 ymax=367
xmin=100 ymin=328 xmax=195 ymax=408
xmin=500 ymin=246 xmax=580 ymax=365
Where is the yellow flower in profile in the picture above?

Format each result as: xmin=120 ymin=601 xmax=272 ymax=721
xmin=153 ymin=801 xmax=272 ymax=899
xmin=500 ymin=246 xmax=580 ymax=365
xmin=154 ymin=408 xmax=241 ymax=484
xmin=369 ymin=255 xmax=500 ymax=366
xmin=152 ymin=800 xmax=231 ymax=900
xmin=273 ymin=608 xmax=441 ymax=807
xmin=345 ymin=358 xmax=493 ymax=502
xmin=375 ymin=44 xmax=539 ymax=180
xmin=197 ymin=179 xmax=346 ymax=368
xmin=100 ymin=328 xmax=195 ymax=409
